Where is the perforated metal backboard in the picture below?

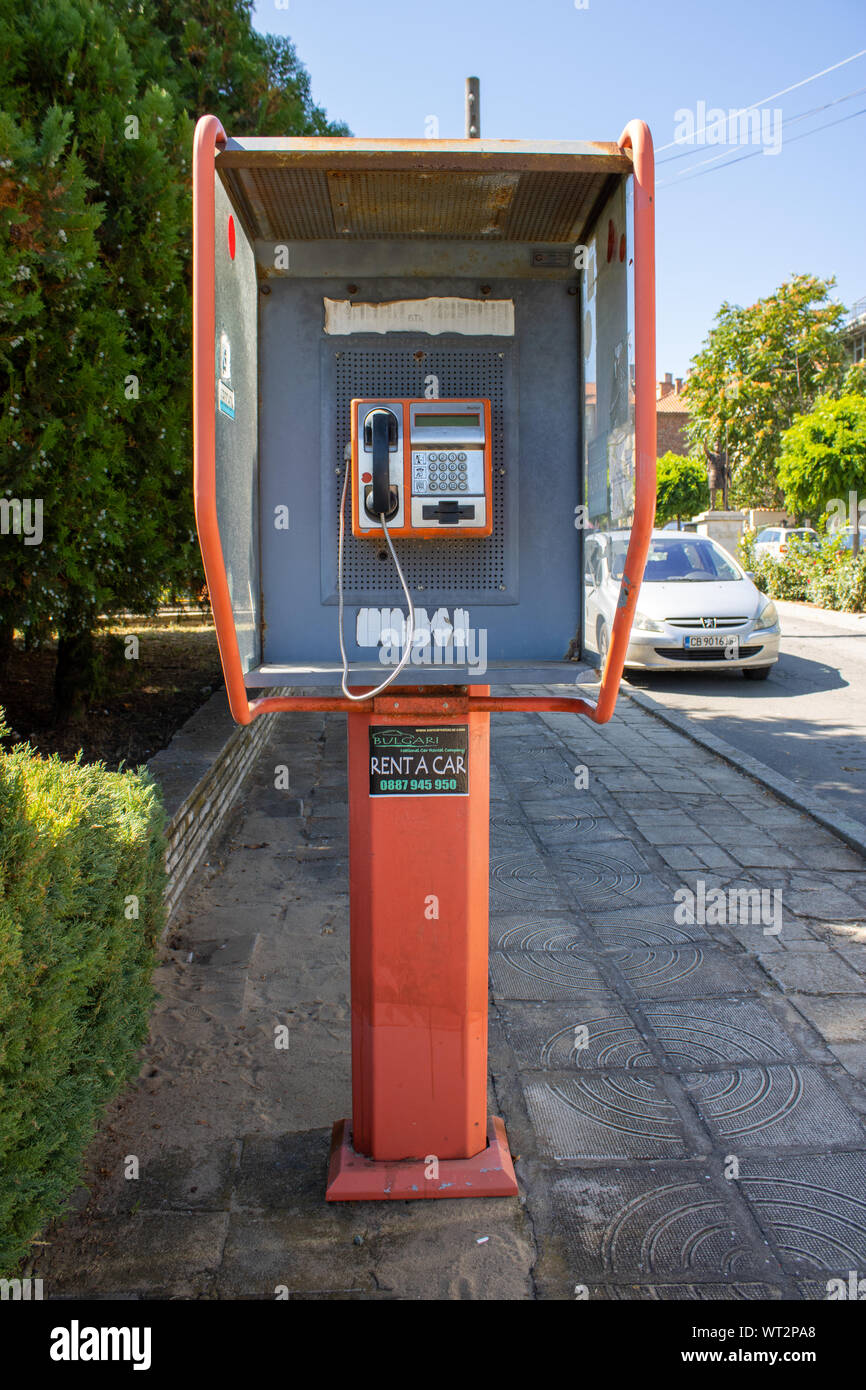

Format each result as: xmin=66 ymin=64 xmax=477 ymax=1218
xmin=325 ymin=344 xmax=513 ymax=602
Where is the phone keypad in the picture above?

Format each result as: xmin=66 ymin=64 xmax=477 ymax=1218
xmin=412 ymin=451 xmax=476 ymax=495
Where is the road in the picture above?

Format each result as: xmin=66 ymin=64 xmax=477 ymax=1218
xmin=625 ymin=601 xmax=866 ymax=828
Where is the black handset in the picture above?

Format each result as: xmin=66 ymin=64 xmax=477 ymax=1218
xmin=364 ymin=408 xmax=398 ymax=519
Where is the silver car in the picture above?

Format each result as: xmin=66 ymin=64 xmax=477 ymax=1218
xmin=585 ymin=529 xmax=781 ymax=680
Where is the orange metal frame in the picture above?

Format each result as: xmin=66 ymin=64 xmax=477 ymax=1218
xmin=192 ymin=115 xmax=656 ymax=722
xmin=350 ymin=397 xmax=493 ymax=539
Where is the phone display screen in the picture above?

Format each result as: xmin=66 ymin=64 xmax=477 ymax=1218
xmin=414 ymin=414 xmax=480 ymax=429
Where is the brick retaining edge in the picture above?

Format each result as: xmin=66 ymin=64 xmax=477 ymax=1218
xmin=147 ymin=687 xmax=294 ymax=921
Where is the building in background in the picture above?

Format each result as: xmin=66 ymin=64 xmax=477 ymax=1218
xmin=841 ymin=295 xmax=866 ymax=365
xmin=656 ymin=372 xmax=690 ymax=455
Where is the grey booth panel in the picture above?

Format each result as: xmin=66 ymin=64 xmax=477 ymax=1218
xmin=256 ymin=270 xmax=582 ymax=681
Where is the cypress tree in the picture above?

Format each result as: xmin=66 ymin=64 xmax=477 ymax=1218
xmin=0 ymin=0 xmax=347 ymax=714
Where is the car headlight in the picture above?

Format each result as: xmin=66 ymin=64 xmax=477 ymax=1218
xmin=754 ymin=599 xmax=778 ymax=630
xmin=632 ymin=610 xmax=665 ymax=634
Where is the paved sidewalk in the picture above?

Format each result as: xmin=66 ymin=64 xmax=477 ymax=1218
xmin=34 ymin=689 xmax=866 ymax=1300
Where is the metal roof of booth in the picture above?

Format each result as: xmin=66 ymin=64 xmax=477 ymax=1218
xmin=215 ymin=136 xmax=631 ymax=245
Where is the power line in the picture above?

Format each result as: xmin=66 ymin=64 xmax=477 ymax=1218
xmin=654 ymin=46 xmax=866 ymax=153
xmin=658 ymin=105 xmax=866 ymax=189
xmin=657 ymin=85 xmax=866 ymax=166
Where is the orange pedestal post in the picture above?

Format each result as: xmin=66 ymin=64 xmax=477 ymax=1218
xmin=326 ymin=687 xmax=518 ymax=1200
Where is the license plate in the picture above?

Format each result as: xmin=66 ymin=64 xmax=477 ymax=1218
xmin=685 ymin=634 xmax=739 ymax=654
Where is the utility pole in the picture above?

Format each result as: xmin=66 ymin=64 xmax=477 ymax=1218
xmin=466 ymin=77 xmax=480 ymax=139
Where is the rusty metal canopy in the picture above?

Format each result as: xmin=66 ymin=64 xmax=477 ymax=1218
xmin=216 ymin=136 xmax=630 ymax=243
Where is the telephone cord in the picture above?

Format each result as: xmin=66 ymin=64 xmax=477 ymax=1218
xmin=337 ymin=462 xmax=416 ymax=701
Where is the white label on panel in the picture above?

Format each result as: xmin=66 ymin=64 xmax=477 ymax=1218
xmin=323 ymin=297 xmax=514 ymax=336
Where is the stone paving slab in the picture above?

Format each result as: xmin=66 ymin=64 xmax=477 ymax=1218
xmin=681 ymin=1065 xmax=866 ymax=1150
xmin=530 ymin=1163 xmax=783 ymax=1296
xmin=501 ymin=1000 xmax=654 ymax=1070
xmin=490 ymin=950 xmax=610 ymax=1001
xmin=489 ymin=912 xmax=592 ymax=950
xmin=736 ymin=1153 xmax=866 ymax=1277
xmin=32 ymin=686 xmax=866 ymax=1301
xmin=590 ymin=919 xmax=715 ymax=949
xmin=639 ymin=999 xmax=805 ymax=1067
xmin=759 ymin=951 xmax=864 ymax=994
xmin=520 ymin=1072 xmax=695 ymax=1159
xmin=612 ymin=946 xmax=759 ymax=999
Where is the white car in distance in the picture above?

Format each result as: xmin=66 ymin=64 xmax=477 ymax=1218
xmin=753 ymin=525 xmax=818 ymax=559
xmin=585 ymin=530 xmax=781 ymax=680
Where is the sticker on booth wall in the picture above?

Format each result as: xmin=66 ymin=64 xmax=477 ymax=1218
xmin=369 ymin=725 xmax=469 ymax=797
xmin=218 ymin=380 xmax=235 ymax=419
xmin=219 ymin=332 xmax=231 ymax=381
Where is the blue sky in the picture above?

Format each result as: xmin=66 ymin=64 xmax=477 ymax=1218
xmin=251 ymin=0 xmax=865 ymax=377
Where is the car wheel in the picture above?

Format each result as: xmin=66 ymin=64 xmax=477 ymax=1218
xmin=596 ymin=619 xmax=610 ymax=669
xmin=743 ymin=665 xmax=773 ymax=681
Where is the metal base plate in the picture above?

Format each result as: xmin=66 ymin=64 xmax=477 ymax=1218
xmin=325 ymin=1116 xmax=519 ymax=1201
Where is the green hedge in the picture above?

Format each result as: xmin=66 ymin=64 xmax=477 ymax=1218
xmin=0 ymin=726 xmax=165 ymax=1273
xmin=739 ymin=531 xmax=866 ymax=611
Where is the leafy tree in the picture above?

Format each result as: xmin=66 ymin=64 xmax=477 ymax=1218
xmin=0 ymin=0 xmax=347 ymax=715
xmin=654 ymin=451 xmax=709 ymax=528
xmin=686 ymin=275 xmax=848 ymax=509
xmin=842 ymin=360 xmax=866 ymax=396
xmin=777 ymin=394 xmax=866 ymax=541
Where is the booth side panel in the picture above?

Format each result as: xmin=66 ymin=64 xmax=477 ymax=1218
xmin=213 ymin=174 xmax=261 ymax=675
xmin=582 ymin=179 xmax=641 ymax=666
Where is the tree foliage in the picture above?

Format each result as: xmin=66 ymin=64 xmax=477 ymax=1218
xmin=0 ymin=0 xmax=348 ymax=711
xmin=685 ymin=275 xmax=848 ymax=510
xmin=654 ymin=451 xmax=709 ymax=527
xmin=777 ymin=394 xmax=866 ymax=522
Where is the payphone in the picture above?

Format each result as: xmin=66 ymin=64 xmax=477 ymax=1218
xmin=341 ymin=396 xmax=493 ymax=698
xmin=350 ymin=398 xmax=493 ymax=538
xmin=193 ymin=116 xmax=657 ymax=1200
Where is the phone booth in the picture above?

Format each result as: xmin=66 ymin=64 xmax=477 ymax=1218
xmin=192 ymin=119 xmax=656 ymax=1199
